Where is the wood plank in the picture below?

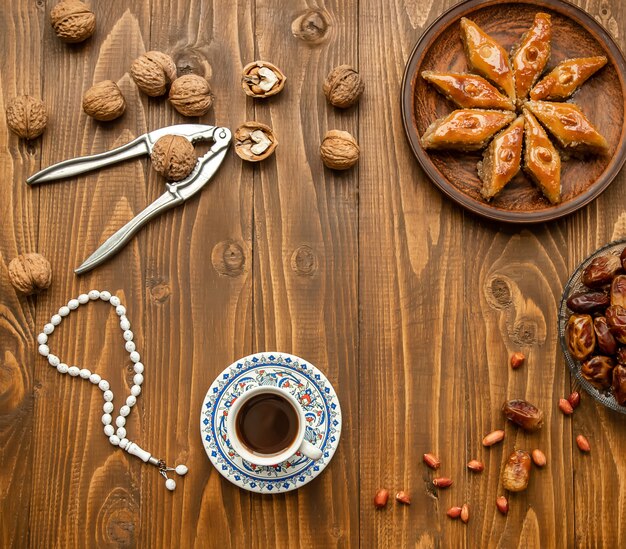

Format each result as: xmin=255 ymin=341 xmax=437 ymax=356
xmin=251 ymin=1 xmax=360 ymax=547
xmin=0 ymin=1 xmax=43 ymax=546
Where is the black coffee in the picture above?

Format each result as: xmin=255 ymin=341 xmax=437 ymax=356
xmin=236 ymin=393 xmax=299 ymax=455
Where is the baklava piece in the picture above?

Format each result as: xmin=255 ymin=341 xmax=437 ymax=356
xmin=530 ymin=56 xmax=608 ymax=100
xmin=523 ymin=109 xmax=561 ymax=204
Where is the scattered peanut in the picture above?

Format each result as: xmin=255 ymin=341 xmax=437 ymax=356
xmin=510 ymin=352 xmax=525 ymax=369
xmin=559 ymin=398 xmax=574 ymax=415
xmin=576 ymin=435 xmax=591 ymax=453
xmin=395 ymin=491 xmax=411 ymax=505
xmin=496 ymin=496 xmax=509 ymax=515
xmin=467 ymin=459 xmax=484 ymax=472
xmin=423 ymin=453 xmax=440 ymax=469
xmin=461 ymin=504 xmax=470 ymax=523
xmin=432 ymin=477 xmax=453 ymax=488
xmin=482 ymin=429 xmax=505 ymax=447
xmin=374 ymin=488 xmax=389 ymax=508
xmin=568 ymin=391 xmax=581 ymax=409
xmin=531 ymin=449 xmax=547 ymax=467
xmin=447 ymin=506 xmax=462 ymax=519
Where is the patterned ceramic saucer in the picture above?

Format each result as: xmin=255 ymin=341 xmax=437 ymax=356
xmin=200 ymin=352 xmax=342 ymax=493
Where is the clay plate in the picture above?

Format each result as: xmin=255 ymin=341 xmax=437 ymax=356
xmin=402 ymin=0 xmax=626 ymax=223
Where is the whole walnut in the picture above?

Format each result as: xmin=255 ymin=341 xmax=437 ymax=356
xmin=168 ymin=74 xmax=213 ymax=117
xmin=82 ymin=80 xmax=126 ymax=121
xmin=323 ymin=65 xmax=364 ymax=108
xmin=8 ymin=253 xmax=52 ymax=296
xmin=6 ymin=96 xmax=48 ymax=139
xmin=50 ymin=0 xmax=96 ymax=43
xmin=130 ymin=51 xmax=178 ymax=97
xmin=320 ymin=129 xmax=359 ymax=170
xmin=150 ymin=135 xmax=197 ymax=181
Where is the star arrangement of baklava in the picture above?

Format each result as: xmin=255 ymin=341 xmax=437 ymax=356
xmin=420 ymin=13 xmax=609 ymax=204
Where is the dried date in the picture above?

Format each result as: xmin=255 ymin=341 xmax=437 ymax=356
xmin=606 ymin=306 xmax=626 ymax=344
xmin=566 ymin=314 xmax=596 ymax=361
xmin=611 ymin=275 xmax=626 ymax=307
xmin=617 ymin=348 xmax=626 ymax=365
xmin=581 ymin=355 xmax=615 ymax=389
xmin=566 ymin=291 xmax=610 ymax=314
xmin=612 ymin=365 xmax=626 ymax=406
xmin=501 ymin=450 xmax=531 ymax=492
xmin=502 ymin=399 xmax=544 ymax=432
xmin=593 ymin=317 xmax=618 ymax=355
xmin=582 ymin=255 xmax=622 ymax=288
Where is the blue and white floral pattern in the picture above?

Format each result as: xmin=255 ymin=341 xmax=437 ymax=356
xmin=200 ymin=353 xmax=342 ymax=493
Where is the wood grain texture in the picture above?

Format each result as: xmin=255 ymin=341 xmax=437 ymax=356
xmin=0 ymin=0 xmax=625 ymax=547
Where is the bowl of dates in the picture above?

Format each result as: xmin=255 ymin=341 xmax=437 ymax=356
xmin=559 ymin=239 xmax=626 ymax=413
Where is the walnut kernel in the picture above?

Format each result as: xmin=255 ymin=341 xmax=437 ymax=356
xmin=241 ymin=61 xmax=286 ymax=98
xmin=320 ymin=129 xmax=359 ymax=170
xmin=234 ymin=122 xmax=278 ymax=162
xmin=131 ymin=51 xmax=178 ymax=97
xmin=50 ymin=0 xmax=96 ymax=43
xmin=168 ymin=74 xmax=214 ymax=117
xmin=8 ymin=253 xmax=52 ymax=296
xmin=6 ymin=96 xmax=48 ymax=139
xmin=150 ymin=135 xmax=197 ymax=181
xmin=323 ymin=65 xmax=364 ymax=108
xmin=82 ymin=80 xmax=126 ymax=121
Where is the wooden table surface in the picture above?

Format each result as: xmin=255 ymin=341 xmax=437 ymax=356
xmin=1 ymin=0 xmax=625 ymax=547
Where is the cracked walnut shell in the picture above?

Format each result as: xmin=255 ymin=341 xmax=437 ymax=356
xmin=6 ymin=96 xmax=48 ymax=139
xmin=150 ymin=135 xmax=197 ymax=181
xmin=131 ymin=51 xmax=178 ymax=97
xmin=320 ymin=130 xmax=359 ymax=170
xmin=82 ymin=80 xmax=126 ymax=121
xmin=168 ymin=74 xmax=213 ymax=117
xmin=241 ymin=61 xmax=286 ymax=98
xmin=323 ymin=65 xmax=364 ymax=108
xmin=8 ymin=253 xmax=52 ymax=296
xmin=234 ymin=122 xmax=278 ymax=162
xmin=50 ymin=0 xmax=96 ymax=43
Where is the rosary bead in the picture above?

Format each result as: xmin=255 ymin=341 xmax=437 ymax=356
xmin=115 ymin=305 xmax=126 ymax=316
xmin=126 ymin=395 xmax=137 ymax=407
xmin=175 ymin=464 xmax=188 ymax=476
xmin=89 ymin=373 xmax=102 ymax=385
xmin=68 ymin=366 xmax=80 ymax=377
xmin=116 ymin=427 xmax=126 ymax=439
xmin=119 ymin=405 xmax=131 ymax=417
xmin=48 ymin=354 xmax=60 ymax=367
xmin=123 ymin=330 xmax=133 ymax=342
xmin=37 ymin=333 xmax=48 ymax=345
xmin=102 ymin=413 xmax=112 ymax=425
xmin=165 ymin=479 xmax=176 ymax=491
xmin=99 ymin=290 xmax=111 ymax=301
xmin=68 ymin=299 xmax=79 ymax=310
xmin=38 ymin=344 xmax=50 ymax=357
xmin=58 ymin=306 xmax=70 ymax=317
xmin=119 ymin=438 xmax=129 ymax=449
xmin=120 ymin=318 xmax=131 ymax=331
xmin=133 ymin=373 xmax=144 ymax=386
xmin=79 ymin=368 xmax=91 ymax=379
xmin=88 ymin=290 xmax=100 ymax=300
xmin=125 ymin=341 xmax=136 ymax=353
xmin=103 ymin=401 xmax=114 ymax=414
xmin=103 ymin=425 xmax=115 ymax=437
xmin=103 ymin=390 xmax=114 ymax=402
xmin=116 ymin=416 xmax=126 ymax=427
xmin=131 ymin=385 xmax=141 ymax=397
xmin=57 ymin=363 xmax=69 ymax=374
xmin=133 ymin=362 xmax=144 ymax=374
xmin=78 ymin=294 xmax=89 ymax=304
xmin=130 ymin=351 xmax=140 ymax=363
xmin=109 ymin=296 xmax=121 ymax=307
xmin=43 ymin=324 xmax=54 ymax=335
xmin=50 ymin=314 xmax=62 ymax=326
xmin=109 ymin=435 xmax=120 ymax=446
xmin=98 ymin=379 xmax=110 ymax=391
